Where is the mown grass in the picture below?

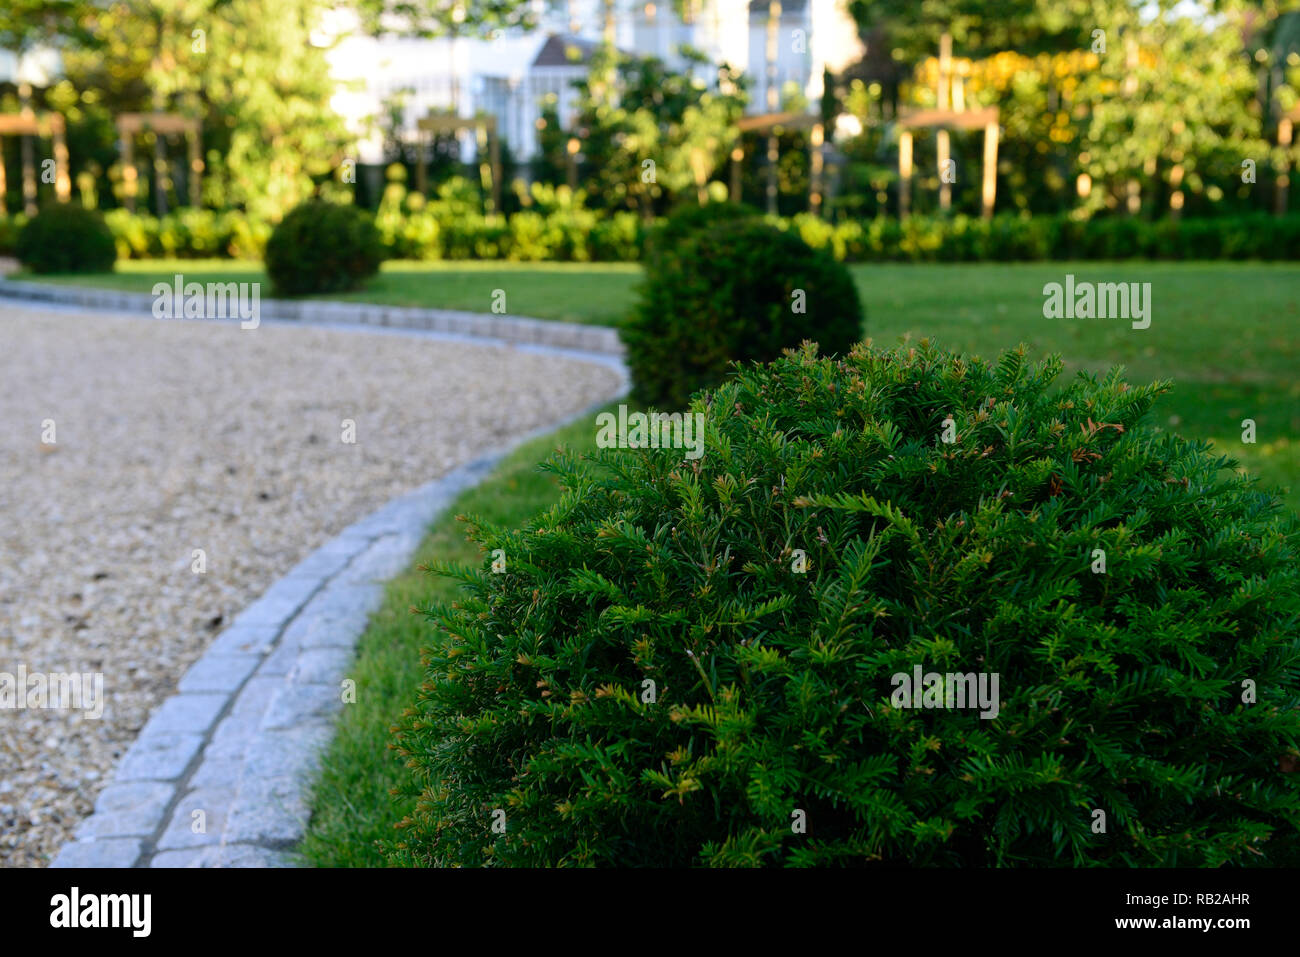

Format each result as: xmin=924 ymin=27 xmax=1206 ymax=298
xmin=23 ymin=258 xmax=1298 ymax=506
xmin=296 ymin=411 xmax=605 ymax=867
xmin=21 ymin=258 xmax=640 ymax=326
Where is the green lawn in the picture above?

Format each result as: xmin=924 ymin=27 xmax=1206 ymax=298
xmin=298 ymin=411 xmax=603 ymax=867
xmin=22 ymin=258 xmax=641 ymax=326
xmin=21 ymin=258 xmax=1299 ymax=506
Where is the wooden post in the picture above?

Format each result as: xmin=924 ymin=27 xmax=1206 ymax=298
xmin=475 ymin=122 xmax=500 ymax=214
xmin=1276 ymin=117 xmax=1292 ymax=217
xmin=415 ymin=132 xmax=427 ymax=197
xmin=899 ymin=129 xmax=913 ymax=218
xmin=809 ymin=122 xmax=824 ymax=216
xmin=188 ymin=130 xmax=202 ymax=208
xmin=730 ymin=145 xmax=742 ymax=203
xmin=488 ymin=118 xmax=501 ymax=214
xmin=122 ymin=132 xmax=137 ymax=213
xmin=51 ymin=117 xmax=70 ymax=202
xmin=153 ymin=128 xmax=169 ymax=217
xmin=937 ymin=34 xmax=952 ymax=213
xmin=19 ymin=135 xmax=36 ymax=213
xmin=981 ymin=121 xmax=998 ymax=220
xmin=18 ymin=86 xmax=37 ymax=215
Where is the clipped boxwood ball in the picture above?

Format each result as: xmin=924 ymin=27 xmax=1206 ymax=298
xmin=389 ymin=341 xmax=1300 ymax=867
xmin=642 ymin=200 xmax=759 ymax=264
xmin=622 ymin=215 xmax=863 ymax=410
xmin=264 ymin=199 xmax=384 ymax=296
xmin=16 ymin=203 xmax=116 ymax=274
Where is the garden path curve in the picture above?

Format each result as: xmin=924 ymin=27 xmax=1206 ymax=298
xmin=0 ymin=285 xmax=626 ymax=867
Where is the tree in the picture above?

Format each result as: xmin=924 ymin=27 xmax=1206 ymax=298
xmin=351 ymin=0 xmax=538 ymax=38
xmin=569 ymin=50 xmax=746 ymax=216
xmin=0 ymin=0 xmax=98 ymax=56
xmin=61 ymin=0 xmax=348 ymax=218
xmin=846 ymin=0 xmax=1115 ymax=63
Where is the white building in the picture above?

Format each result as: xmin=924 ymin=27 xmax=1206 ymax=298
xmin=321 ymin=0 xmax=862 ymax=164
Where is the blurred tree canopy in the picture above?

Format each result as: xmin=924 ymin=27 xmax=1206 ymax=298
xmin=350 ymin=0 xmax=537 ymax=38
xmin=564 ymin=50 xmax=748 ymax=217
xmin=843 ymin=0 xmax=1300 ymax=218
xmin=56 ymin=0 xmax=348 ymax=219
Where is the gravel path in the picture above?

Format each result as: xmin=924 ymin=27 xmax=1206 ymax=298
xmin=0 ymin=304 xmax=623 ymax=867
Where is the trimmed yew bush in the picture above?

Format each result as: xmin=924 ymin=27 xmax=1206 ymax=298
xmin=621 ymin=215 xmax=864 ymax=409
xmin=16 ymin=203 xmax=116 ymax=273
xmin=389 ymin=341 xmax=1300 ymax=868
xmin=264 ymin=199 xmax=384 ymax=296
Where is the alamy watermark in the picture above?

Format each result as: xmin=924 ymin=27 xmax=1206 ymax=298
xmin=1042 ymin=274 xmax=1151 ymax=329
xmin=0 ymin=666 xmax=104 ymax=719
xmin=50 ymin=887 xmax=150 ymax=937
xmin=595 ymin=404 xmax=705 ymax=460
xmin=152 ymin=274 xmax=260 ymax=329
xmin=890 ymin=665 xmax=1001 ymax=719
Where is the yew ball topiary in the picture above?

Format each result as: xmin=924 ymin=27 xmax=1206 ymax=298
xmin=621 ymin=215 xmax=864 ymax=410
xmin=390 ymin=341 xmax=1300 ymax=868
xmin=16 ymin=203 xmax=116 ymax=274
xmin=264 ymin=199 xmax=384 ymax=296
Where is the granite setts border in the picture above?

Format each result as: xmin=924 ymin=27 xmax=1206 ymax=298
xmin=22 ymin=287 xmax=631 ymax=867
xmin=50 ymin=458 xmax=500 ymax=867
xmin=0 ymin=277 xmax=625 ymax=357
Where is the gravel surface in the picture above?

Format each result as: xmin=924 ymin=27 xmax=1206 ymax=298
xmin=0 ymin=304 xmax=622 ymax=867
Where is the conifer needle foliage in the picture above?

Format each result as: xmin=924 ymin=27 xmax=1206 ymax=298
xmin=389 ymin=341 xmax=1300 ymax=867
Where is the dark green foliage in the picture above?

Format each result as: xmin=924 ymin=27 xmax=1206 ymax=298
xmin=263 ymin=199 xmax=385 ymax=296
xmin=643 ymin=200 xmax=759 ymax=264
xmin=622 ymin=216 xmax=864 ymax=409
xmin=389 ymin=341 xmax=1300 ymax=867
xmin=16 ymin=203 xmax=116 ymax=273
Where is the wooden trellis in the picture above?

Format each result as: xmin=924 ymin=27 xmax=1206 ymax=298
xmin=0 ymin=112 xmax=70 ymax=214
xmin=731 ymin=111 xmax=828 ymax=217
xmin=415 ymin=113 xmax=501 ymax=214
xmin=896 ymin=35 xmax=1000 ymax=220
xmin=115 ymin=112 xmax=203 ymax=213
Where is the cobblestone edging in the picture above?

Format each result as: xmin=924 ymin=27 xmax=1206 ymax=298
xmin=0 ymin=277 xmax=625 ymax=357
xmin=31 ymin=294 xmax=629 ymax=868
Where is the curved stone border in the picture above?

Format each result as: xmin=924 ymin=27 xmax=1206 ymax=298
xmin=0 ymin=277 xmax=625 ymax=356
xmin=29 ymin=292 xmax=629 ymax=867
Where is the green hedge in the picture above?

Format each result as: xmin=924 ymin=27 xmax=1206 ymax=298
xmin=2 ymin=207 xmax=1297 ymax=264
xmin=95 ymin=209 xmax=272 ymax=261
xmin=779 ymin=212 xmax=1300 ymax=263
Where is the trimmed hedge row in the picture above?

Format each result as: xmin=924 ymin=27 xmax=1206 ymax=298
xmin=103 ymin=209 xmax=271 ymax=261
xmin=377 ymin=207 xmax=644 ymax=262
xmin=1 ymin=207 xmax=1297 ymax=264
xmin=784 ymin=211 xmax=1300 ymax=263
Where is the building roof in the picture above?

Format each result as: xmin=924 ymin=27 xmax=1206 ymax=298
xmin=532 ymin=34 xmax=602 ymax=68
